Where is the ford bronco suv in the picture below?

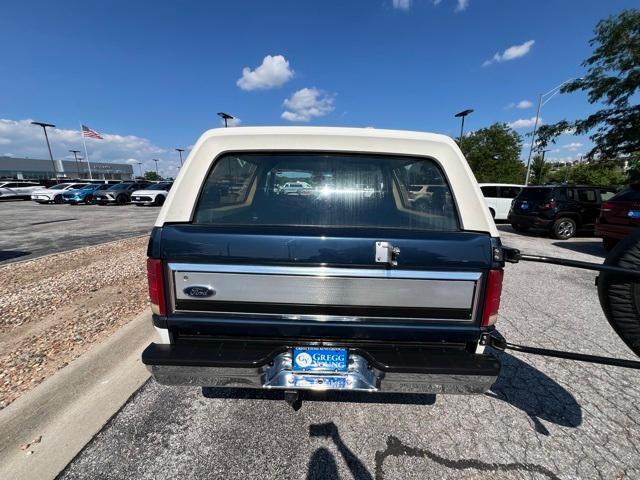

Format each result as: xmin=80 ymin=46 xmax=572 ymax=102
xmin=142 ymin=127 xmax=504 ymax=400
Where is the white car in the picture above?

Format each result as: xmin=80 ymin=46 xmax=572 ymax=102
xmin=30 ymin=183 xmax=89 ymax=204
xmin=131 ymin=182 xmax=173 ymax=206
xmin=0 ymin=181 xmax=41 ymax=200
xmin=279 ymin=181 xmax=312 ymax=195
xmin=479 ymin=183 xmax=523 ymax=220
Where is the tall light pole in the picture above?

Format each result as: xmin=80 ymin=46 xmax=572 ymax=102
xmin=524 ymin=77 xmax=580 ymax=185
xmin=176 ymin=148 xmax=185 ymax=166
xmin=31 ymin=121 xmax=58 ymax=183
xmin=217 ymin=112 xmax=234 ymax=127
xmin=137 ymin=162 xmax=143 ymax=178
xmin=454 ymin=109 xmax=474 ymax=145
xmin=152 ymin=158 xmax=159 ymax=175
xmin=69 ymin=149 xmax=82 ymax=178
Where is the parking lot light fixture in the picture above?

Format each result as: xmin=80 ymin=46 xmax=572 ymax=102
xmin=152 ymin=158 xmax=159 ymax=174
xmin=176 ymin=148 xmax=185 ymax=166
xmin=217 ymin=112 xmax=234 ymax=128
xmin=137 ymin=162 xmax=143 ymax=178
xmin=31 ymin=121 xmax=58 ymax=183
xmin=454 ymin=109 xmax=474 ymax=145
xmin=69 ymin=150 xmax=82 ymax=178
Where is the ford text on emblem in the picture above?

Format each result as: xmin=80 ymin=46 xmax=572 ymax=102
xmin=183 ymin=285 xmax=216 ymax=298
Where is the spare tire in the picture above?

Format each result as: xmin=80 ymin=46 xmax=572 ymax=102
xmin=597 ymin=230 xmax=640 ymax=357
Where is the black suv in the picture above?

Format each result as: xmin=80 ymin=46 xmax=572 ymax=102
xmin=508 ymin=185 xmax=617 ymax=239
xmin=94 ymin=181 xmax=151 ymax=205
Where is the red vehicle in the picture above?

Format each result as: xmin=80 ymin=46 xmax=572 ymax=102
xmin=596 ymin=185 xmax=640 ymax=250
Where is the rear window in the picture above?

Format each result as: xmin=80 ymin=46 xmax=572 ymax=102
xmin=480 ymin=186 xmax=498 ymax=198
xmin=611 ymin=186 xmax=640 ymax=202
xmin=516 ymin=187 xmax=555 ymax=201
xmin=193 ymin=153 xmax=459 ymax=231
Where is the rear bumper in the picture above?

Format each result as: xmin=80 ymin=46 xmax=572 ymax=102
xmin=595 ymin=223 xmax=635 ymax=240
xmin=142 ymin=340 xmax=500 ymax=395
xmin=508 ymin=213 xmax=553 ymax=229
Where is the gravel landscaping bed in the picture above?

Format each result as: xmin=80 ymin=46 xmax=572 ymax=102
xmin=0 ymin=236 xmax=149 ymax=409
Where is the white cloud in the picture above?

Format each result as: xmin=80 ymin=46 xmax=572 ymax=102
xmin=433 ymin=0 xmax=442 ymax=5
xmin=483 ymin=40 xmax=535 ymax=67
xmin=455 ymin=0 xmax=469 ymax=12
xmin=392 ymin=0 xmax=411 ymax=9
xmin=563 ymin=142 xmax=583 ymax=151
xmin=507 ymin=116 xmax=542 ymax=129
xmin=219 ymin=117 xmax=242 ymax=127
xmin=281 ymin=88 xmax=335 ymax=122
xmin=0 ymin=118 xmax=183 ymax=178
xmin=516 ymin=100 xmax=533 ymax=109
xmin=236 ymin=55 xmax=294 ymax=91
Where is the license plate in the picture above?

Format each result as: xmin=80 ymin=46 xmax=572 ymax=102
xmin=290 ymin=375 xmax=347 ymax=389
xmin=292 ymin=347 xmax=348 ymax=372
xmin=628 ymin=210 xmax=640 ymax=219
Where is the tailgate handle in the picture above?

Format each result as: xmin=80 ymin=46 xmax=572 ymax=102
xmin=375 ymin=241 xmax=400 ymax=267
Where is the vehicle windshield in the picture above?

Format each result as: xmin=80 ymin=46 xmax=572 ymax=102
xmin=611 ymin=185 xmax=640 ymax=202
xmin=516 ymin=187 xmax=555 ymax=201
xmin=48 ymin=184 xmax=71 ymax=190
xmin=193 ymin=153 xmax=459 ymax=231
xmin=108 ymin=183 xmax=130 ymax=191
xmin=144 ymin=183 xmax=171 ymax=190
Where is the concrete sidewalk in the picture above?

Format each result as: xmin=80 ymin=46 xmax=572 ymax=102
xmin=0 ymin=310 xmax=155 ymax=480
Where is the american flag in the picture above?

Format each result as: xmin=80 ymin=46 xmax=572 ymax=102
xmin=82 ymin=125 xmax=103 ymax=139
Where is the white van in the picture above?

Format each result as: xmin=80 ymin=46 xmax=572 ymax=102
xmin=479 ymin=183 xmax=523 ymax=220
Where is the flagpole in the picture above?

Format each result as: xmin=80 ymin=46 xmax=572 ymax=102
xmin=80 ymin=122 xmax=94 ymax=180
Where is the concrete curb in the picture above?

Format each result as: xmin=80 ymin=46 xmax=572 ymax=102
xmin=0 ymin=310 xmax=155 ymax=480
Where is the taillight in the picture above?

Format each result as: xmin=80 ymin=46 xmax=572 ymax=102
xmin=601 ymin=201 xmax=613 ymax=212
xmin=481 ymin=269 xmax=503 ymax=326
xmin=540 ymin=199 xmax=557 ymax=210
xmin=147 ymin=258 xmax=166 ymax=315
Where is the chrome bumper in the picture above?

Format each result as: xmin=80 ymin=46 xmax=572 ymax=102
xmin=146 ymin=351 xmax=498 ymax=395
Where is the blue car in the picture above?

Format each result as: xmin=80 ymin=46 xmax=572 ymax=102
xmin=62 ymin=183 xmax=112 ymax=204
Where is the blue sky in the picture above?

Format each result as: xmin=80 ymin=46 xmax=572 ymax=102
xmin=0 ymin=0 xmax=636 ymax=176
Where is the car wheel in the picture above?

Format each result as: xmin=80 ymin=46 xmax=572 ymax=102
xmin=598 ymin=230 xmax=640 ymax=356
xmin=603 ymin=237 xmax=618 ymax=252
xmin=511 ymin=224 xmax=529 ymax=233
xmin=489 ymin=208 xmax=495 ymax=219
xmin=85 ymin=195 xmax=94 ymax=205
xmin=154 ymin=195 xmax=165 ymax=206
xmin=552 ymin=217 xmax=576 ymax=240
xmin=116 ymin=194 xmax=127 ymax=205
xmin=53 ymin=195 xmax=64 ymax=204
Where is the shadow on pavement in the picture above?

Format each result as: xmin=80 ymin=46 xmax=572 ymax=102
xmin=308 ymin=422 xmax=373 ymax=480
xmin=0 ymin=249 xmax=31 ymax=262
xmin=202 ymin=386 xmax=436 ymax=406
xmin=551 ymin=240 xmax=606 ymax=258
xmin=487 ymin=352 xmax=582 ymax=435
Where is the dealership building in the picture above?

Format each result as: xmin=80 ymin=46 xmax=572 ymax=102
xmin=0 ymin=156 xmax=134 ymax=180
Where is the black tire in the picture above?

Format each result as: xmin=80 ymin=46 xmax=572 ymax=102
xmin=53 ymin=195 xmax=64 ymax=204
xmin=85 ymin=195 xmax=94 ymax=205
xmin=552 ymin=217 xmax=577 ymax=240
xmin=597 ymin=230 xmax=640 ymax=356
xmin=511 ymin=224 xmax=529 ymax=233
xmin=116 ymin=194 xmax=127 ymax=205
xmin=154 ymin=195 xmax=165 ymax=206
xmin=602 ymin=237 xmax=618 ymax=252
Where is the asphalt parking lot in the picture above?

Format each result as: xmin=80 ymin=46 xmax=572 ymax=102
xmin=59 ymin=225 xmax=640 ymax=480
xmin=0 ymin=200 xmax=158 ymax=264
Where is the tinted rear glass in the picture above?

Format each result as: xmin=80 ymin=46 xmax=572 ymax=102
xmin=611 ymin=186 xmax=640 ymax=202
xmin=517 ymin=187 xmax=555 ymax=200
xmin=193 ymin=153 xmax=459 ymax=231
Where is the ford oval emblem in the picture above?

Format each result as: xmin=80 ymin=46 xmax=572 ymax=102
xmin=183 ymin=285 xmax=216 ymax=298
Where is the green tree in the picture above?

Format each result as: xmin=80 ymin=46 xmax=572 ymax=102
xmin=568 ymin=160 xmax=627 ymax=186
xmin=144 ymin=171 xmax=163 ymax=181
xmin=628 ymin=152 xmax=640 ymax=183
xmin=529 ymin=155 xmax=552 ymax=185
xmin=536 ymin=10 xmax=640 ymax=158
xmin=460 ymin=123 xmax=525 ymax=183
